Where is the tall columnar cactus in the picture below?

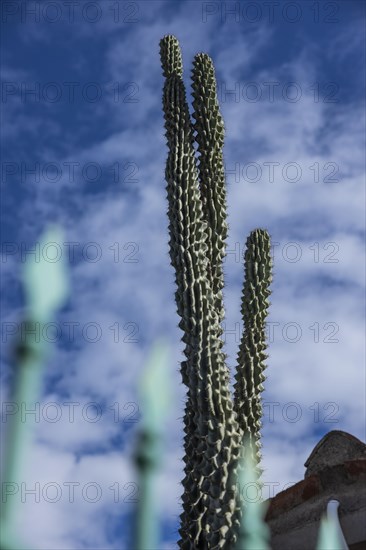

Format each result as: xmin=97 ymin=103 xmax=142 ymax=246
xmin=160 ymin=35 xmax=272 ymax=548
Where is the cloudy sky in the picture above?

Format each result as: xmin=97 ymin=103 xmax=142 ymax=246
xmin=1 ymin=1 xmax=365 ymax=548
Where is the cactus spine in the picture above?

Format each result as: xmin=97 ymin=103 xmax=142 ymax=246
xmin=160 ymin=35 xmax=272 ymax=548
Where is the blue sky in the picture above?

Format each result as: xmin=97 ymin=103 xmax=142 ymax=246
xmin=1 ymin=1 xmax=365 ymax=548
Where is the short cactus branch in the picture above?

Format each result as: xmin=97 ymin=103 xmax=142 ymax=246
xmin=234 ymin=229 xmax=272 ymax=467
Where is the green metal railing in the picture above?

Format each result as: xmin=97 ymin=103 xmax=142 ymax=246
xmin=0 ymin=227 xmax=68 ymax=550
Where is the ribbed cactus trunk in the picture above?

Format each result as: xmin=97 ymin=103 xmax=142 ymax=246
xmin=160 ymin=35 xmax=272 ymax=548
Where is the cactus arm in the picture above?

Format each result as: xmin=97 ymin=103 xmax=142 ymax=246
xmin=191 ymin=53 xmax=228 ymax=328
xmin=191 ymin=51 xmax=245 ymax=547
xmin=191 ymin=52 xmax=232 ymax=403
xmin=233 ymin=229 xmax=272 ymax=467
